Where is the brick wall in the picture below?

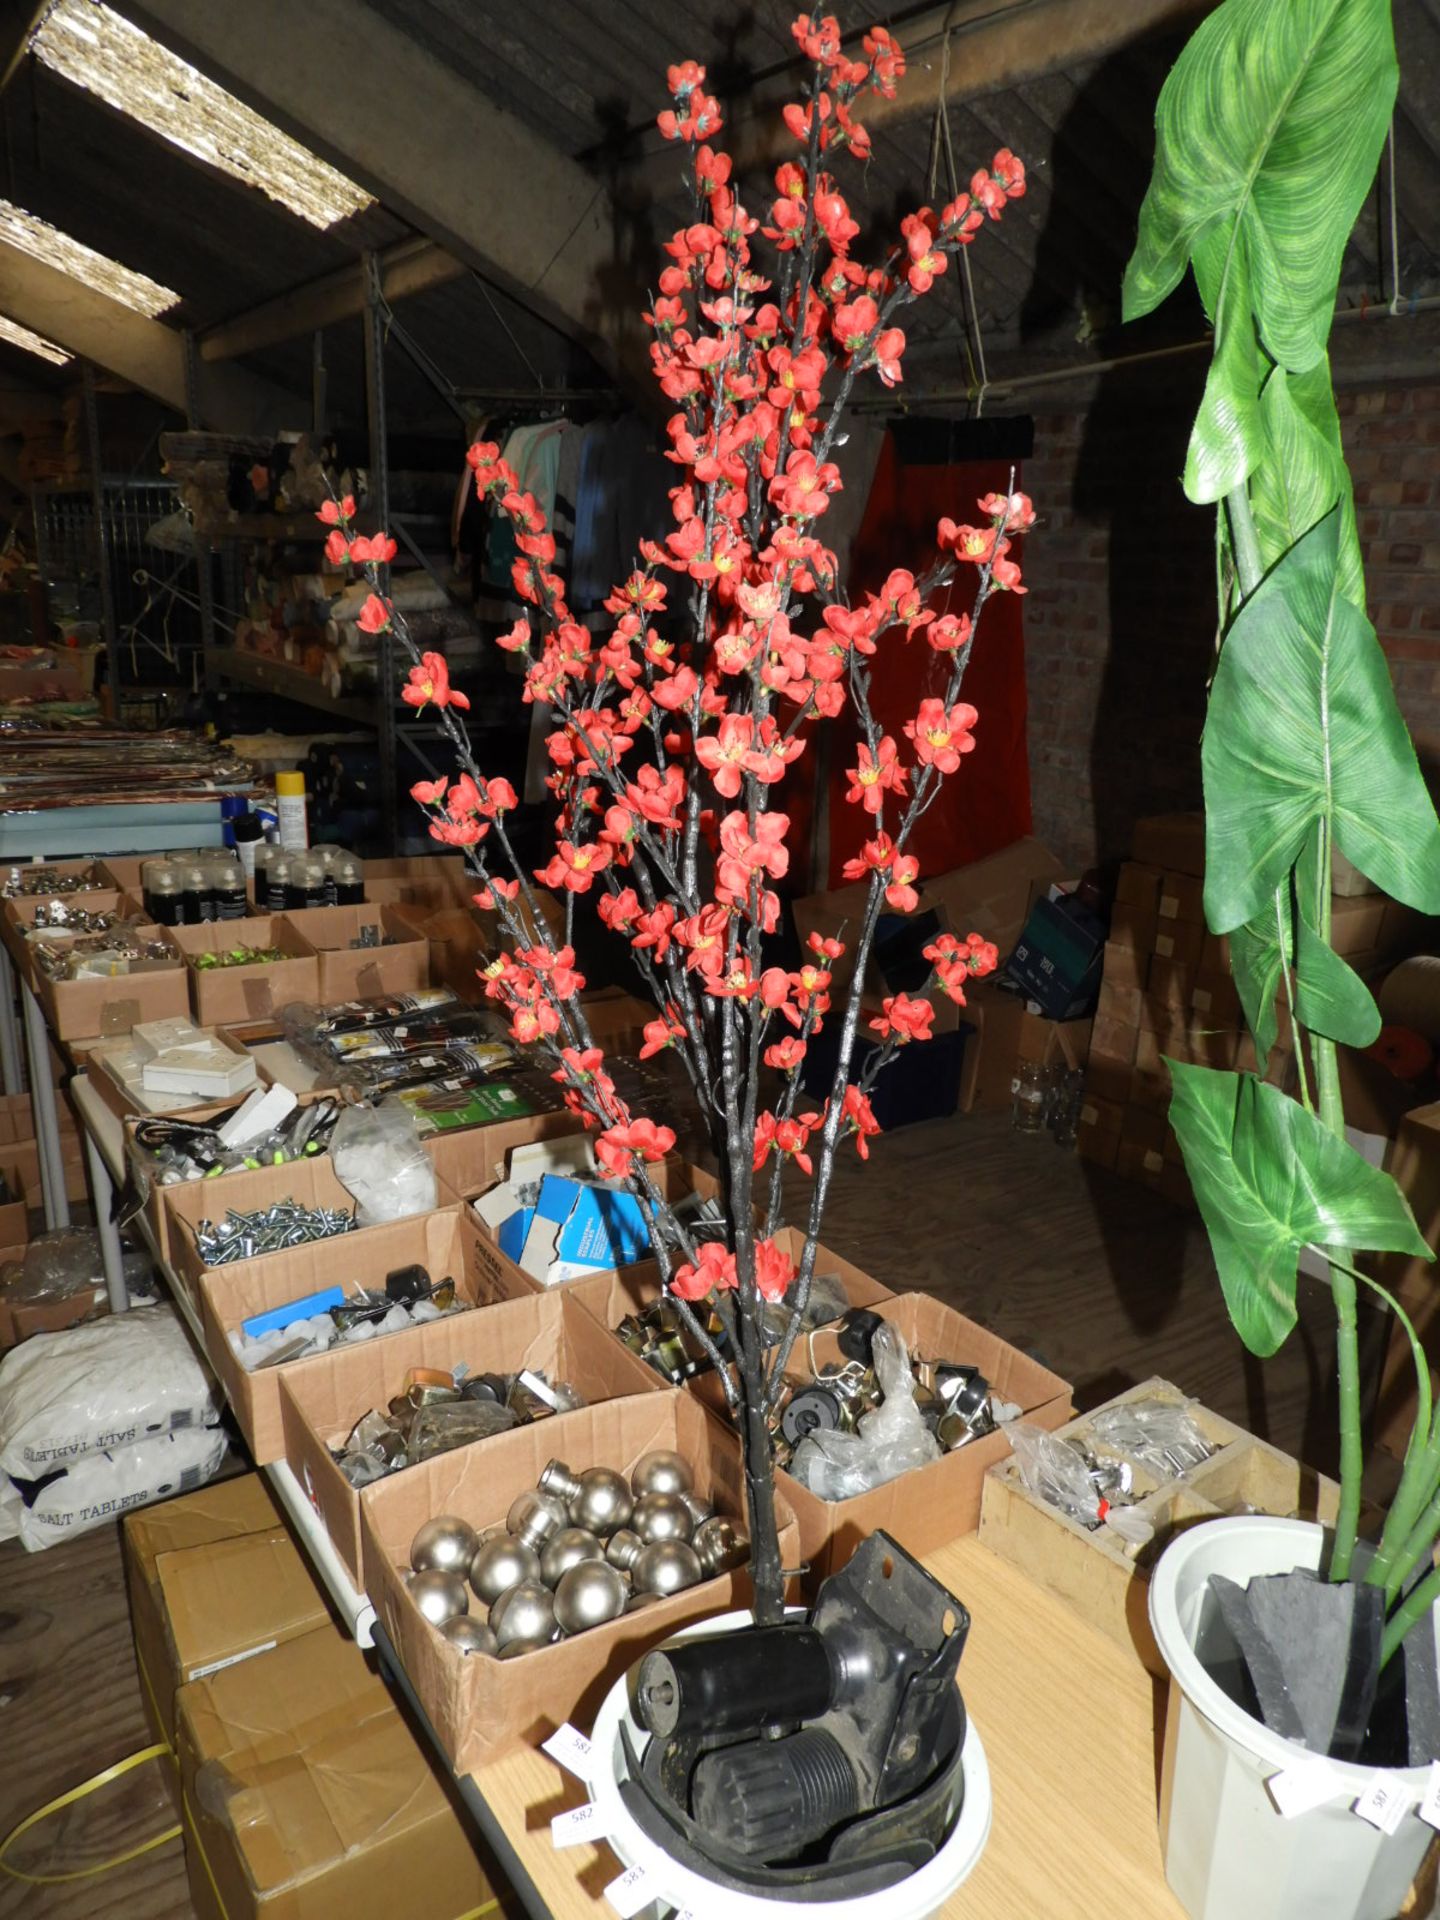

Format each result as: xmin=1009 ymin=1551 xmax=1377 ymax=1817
xmin=1023 ymin=378 xmax=1440 ymax=873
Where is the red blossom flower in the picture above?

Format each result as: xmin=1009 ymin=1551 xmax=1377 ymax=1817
xmin=845 ymin=734 xmax=907 ymax=813
xmin=869 ymin=992 xmax=935 ymax=1044
xmin=904 ymin=699 xmax=978 ymax=774
xmin=402 ymin=651 xmax=471 ymax=712
xmin=357 ymin=593 xmax=391 ymax=634
xmin=595 ymin=1117 xmax=676 ymax=1177
xmin=671 ymin=1240 xmax=737 ymax=1301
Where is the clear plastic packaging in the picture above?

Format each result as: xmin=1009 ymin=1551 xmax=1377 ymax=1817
xmin=1088 ymin=1397 xmax=1216 ymax=1477
xmin=14 ymin=1228 xmax=105 ymax=1305
xmin=0 ymin=1302 xmax=220 ymax=1477
xmin=1006 ymin=1421 xmax=1155 ymax=1547
xmin=789 ymin=1322 xmax=942 ymax=1500
xmin=329 ymin=1099 xmax=438 ymax=1225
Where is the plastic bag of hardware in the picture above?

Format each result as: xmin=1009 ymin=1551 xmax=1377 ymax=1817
xmin=1006 ymin=1422 xmax=1154 ymax=1547
xmin=13 ymin=1228 xmax=104 ymax=1305
xmin=0 ymin=1302 xmax=220 ymax=1478
xmin=10 ymin=1424 xmax=229 ymax=1550
xmin=329 ymin=1098 xmax=437 ymax=1225
xmin=1087 ymin=1397 xmax=1215 ymax=1478
xmin=790 ymin=1322 xmax=941 ymax=1500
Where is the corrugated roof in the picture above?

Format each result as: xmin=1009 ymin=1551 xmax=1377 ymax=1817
xmin=3 ymin=0 xmax=1436 ymax=419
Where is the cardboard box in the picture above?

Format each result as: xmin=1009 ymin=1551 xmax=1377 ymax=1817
xmin=279 ymin=903 xmax=431 ymax=1003
xmin=1 ymin=886 xmax=133 ymax=975
xmin=1114 ymin=862 xmax=1164 ymax=912
xmin=0 ymin=1282 xmax=108 ymax=1351
xmin=979 ymin=1377 xmax=1337 ymax=1671
xmin=1151 ymin=918 xmax=1204 ymax=969
xmin=280 ymin=1289 xmax=663 ymax=1582
xmin=567 ymin=1224 xmax=894 ymax=1411
xmin=465 ymin=1154 xmax=721 ymax=1309
xmin=176 ymin=1625 xmax=498 ymax=1920
xmin=88 ymin=1027 xmax=256 ymax=1125
xmin=196 ymin=1208 xmax=478 ymax=1464
xmin=1076 ymin=1095 xmax=1123 ymax=1170
xmin=361 ymin=1389 xmax=795 ymax=1772
xmin=922 ymin=837 xmax=1068 ymax=957
xmin=1090 ymin=1013 xmax=1138 ymax=1065
xmin=1084 ymin=1046 xmax=1135 ymax=1107
xmin=1188 ymin=970 xmax=1242 ymax=1027
xmin=1200 ymin=931 xmax=1232 ymax=974
xmin=1330 ymin=894 xmax=1389 ymax=957
xmin=1096 ymin=979 xmax=1142 ymax=1030
xmin=963 ymin=979 xmax=1092 ymax=1114
xmin=29 ymin=925 xmax=191 ymax=1042
xmin=1006 ymin=894 xmax=1104 ymax=1019
xmin=166 ymin=1151 xmax=457 ymax=1303
xmin=1106 ymin=904 xmax=1158 ymax=956
xmin=1100 ymin=940 xmax=1149 ymax=995
xmin=394 ymin=888 xmax=565 ymax=1005
xmin=797 ymin=839 xmax=1067 ymax=1001
xmin=1132 ymin=813 xmax=1205 ymax=877
xmin=774 ymin=1292 xmax=1072 ymax=1587
xmin=421 ymin=1107 xmax=584 ymax=1200
xmin=168 ymin=916 xmax=319 ymax=1025
xmin=121 ymin=1473 xmax=327 ymax=1749
xmin=0 ymin=1162 xmax=26 ymax=1254
xmin=577 ymin=984 xmax=663 ymax=1057
xmin=358 ymin=853 xmax=475 ymax=913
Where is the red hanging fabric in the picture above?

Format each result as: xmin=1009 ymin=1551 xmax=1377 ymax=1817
xmin=824 ymin=434 xmax=1031 ymax=887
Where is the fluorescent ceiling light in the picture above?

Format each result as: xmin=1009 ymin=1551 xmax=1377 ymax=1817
xmin=33 ymin=0 xmax=375 ymax=230
xmin=0 ymin=198 xmax=176 ymax=315
xmin=0 ymin=314 xmax=71 ymax=366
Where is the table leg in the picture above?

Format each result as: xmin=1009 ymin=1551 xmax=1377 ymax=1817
xmin=83 ymin=1126 xmax=130 ymax=1314
xmin=0 ymin=946 xmax=23 ymax=1094
xmin=21 ymin=980 xmax=70 ymax=1230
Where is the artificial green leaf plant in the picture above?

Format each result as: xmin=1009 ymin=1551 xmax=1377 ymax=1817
xmin=1125 ymin=0 xmax=1440 ymax=1663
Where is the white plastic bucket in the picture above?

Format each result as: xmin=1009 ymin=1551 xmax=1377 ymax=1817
xmin=588 ymin=1608 xmax=992 ymax=1920
xmin=1149 ymin=1516 xmax=1436 ymax=1920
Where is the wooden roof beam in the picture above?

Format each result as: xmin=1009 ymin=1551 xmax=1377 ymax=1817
xmin=0 ymin=237 xmax=303 ymax=428
xmin=199 ymin=236 xmax=463 ymax=363
xmin=123 ymin=0 xmax=650 ymax=391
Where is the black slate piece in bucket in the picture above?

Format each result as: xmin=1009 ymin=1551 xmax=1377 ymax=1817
xmin=1211 ymin=1570 xmax=1383 ymax=1758
xmin=1403 ymin=1605 xmax=1440 ymax=1766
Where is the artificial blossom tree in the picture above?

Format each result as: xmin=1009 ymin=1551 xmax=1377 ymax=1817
xmin=322 ymin=12 xmax=1033 ymax=1624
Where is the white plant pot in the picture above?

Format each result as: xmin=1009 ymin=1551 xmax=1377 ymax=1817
xmin=1149 ymin=1515 xmax=1437 ymax=1920
xmin=588 ymin=1607 xmax=992 ymax=1920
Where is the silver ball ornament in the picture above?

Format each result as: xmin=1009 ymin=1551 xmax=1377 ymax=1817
xmin=606 ymin=1527 xmax=643 ymax=1571
xmin=633 ymin=1539 xmax=703 ymax=1597
xmin=469 ymin=1534 xmax=541 ymax=1605
xmin=553 ymin=1559 xmax=627 ymax=1635
xmin=410 ymin=1514 xmax=479 ymax=1574
xmin=499 ymin=1635 xmax=553 ymax=1660
xmin=681 ymin=1491 xmax=715 ymax=1528
xmin=631 ymin=1449 xmax=693 ymax=1499
xmin=410 ymin=1568 xmax=469 ymax=1626
xmin=633 ymin=1490 xmax=694 ymax=1545
xmin=490 ymin=1580 xmax=558 ymax=1649
xmin=568 ymin=1467 xmax=634 ymax=1537
xmin=441 ymin=1615 xmax=498 ymax=1656
xmin=507 ymin=1488 xmax=569 ymax=1550
xmin=539 ymin=1525 xmax=604 ymax=1588
xmin=693 ymin=1516 xmax=750 ymax=1575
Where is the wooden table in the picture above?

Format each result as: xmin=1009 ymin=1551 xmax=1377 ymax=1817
xmin=469 ymin=1534 xmax=1187 ymax=1917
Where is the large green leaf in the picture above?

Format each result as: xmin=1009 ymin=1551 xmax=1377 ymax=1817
xmin=1250 ymin=361 xmax=1364 ymax=605
xmin=1229 ymin=892 xmax=1289 ymax=1064
xmin=1203 ymin=507 xmax=1440 ymax=931
xmin=1296 ymin=913 xmax=1381 ymax=1046
xmin=1124 ymin=0 xmax=1397 ymax=377
xmin=1183 ymin=229 xmax=1267 ymax=504
xmin=1169 ymin=1060 xmax=1431 ymax=1356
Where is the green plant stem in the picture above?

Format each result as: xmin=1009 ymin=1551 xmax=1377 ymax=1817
xmin=1311 ymin=825 xmax=1364 ymax=1579
xmin=1381 ymin=1560 xmax=1440 ymax=1669
xmin=1226 ymin=486 xmax=1365 ymax=1580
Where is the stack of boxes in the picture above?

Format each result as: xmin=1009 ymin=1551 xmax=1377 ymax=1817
xmin=1080 ymin=811 xmax=1428 ymax=1207
xmin=1079 ymin=815 xmax=1239 ymax=1207
xmin=123 ymin=1473 xmax=504 ymax=1920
